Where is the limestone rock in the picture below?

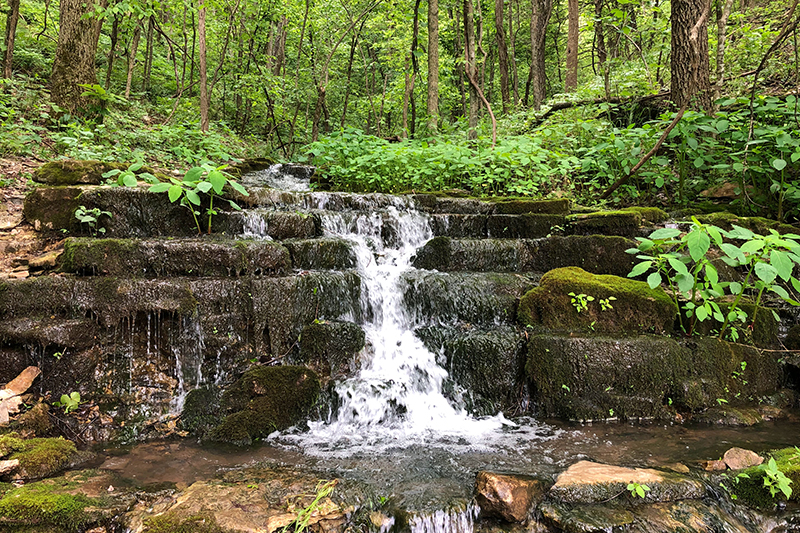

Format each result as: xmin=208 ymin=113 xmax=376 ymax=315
xmin=298 ymin=321 xmax=364 ymax=383
xmin=0 ymin=366 xmax=41 ymax=425
xmin=540 ymin=501 xmax=634 ymax=532
xmin=550 ymin=461 xmax=706 ymax=504
xmin=694 ymin=407 xmax=763 ymax=426
xmin=475 ymin=471 xmax=547 ymax=522
xmin=702 ymin=460 xmax=727 ymax=472
xmin=0 ymin=459 xmax=18 ymax=475
xmin=518 ymin=267 xmax=675 ymax=336
xmin=723 ymin=448 xmax=763 ymax=470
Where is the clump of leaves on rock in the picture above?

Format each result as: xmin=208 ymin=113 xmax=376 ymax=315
xmin=628 ymin=217 xmax=800 ymax=340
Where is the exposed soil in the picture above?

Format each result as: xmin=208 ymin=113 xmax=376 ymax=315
xmin=0 ymin=157 xmax=64 ymax=279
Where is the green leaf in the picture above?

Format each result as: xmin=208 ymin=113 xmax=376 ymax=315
xmin=629 ymin=261 xmax=653 ymax=277
xmin=696 ymin=306 xmax=709 ymax=321
xmin=772 ymin=158 xmax=787 ymax=171
xmin=122 ymin=174 xmax=138 ymax=187
xmin=102 ymin=169 xmax=121 ymax=178
xmin=705 ymin=263 xmax=719 ymax=284
xmin=149 ymin=182 xmax=171 ymax=193
xmin=185 ymin=166 xmax=205 ymax=182
xmin=686 ymin=229 xmax=710 ymax=262
xmin=186 ymin=190 xmax=202 ymax=205
xmin=647 ymin=271 xmax=662 ymax=289
xmin=208 ymin=170 xmax=227 ymax=194
xmin=676 ymin=273 xmax=694 ymax=294
xmin=720 ymin=243 xmax=746 ymax=264
xmin=168 ymin=185 xmax=183 ymax=203
xmin=649 ymin=227 xmax=681 ymax=240
xmin=229 ymin=180 xmax=249 ymax=196
xmin=197 ymin=181 xmax=213 ymax=193
xmin=755 ymin=262 xmax=778 ymax=284
xmin=771 ymin=250 xmax=793 ymax=281
xmin=729 ymin=281 xmax=743 ymax=295
xmin=741 ymin=240 xmax=765 ymax=254
xmin=666 ymin=255 xmax=690 ymax=277
xmin=129 ymin=161 xmax=144 ymax=172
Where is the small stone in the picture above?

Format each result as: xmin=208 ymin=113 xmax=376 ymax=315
xmin=28 ymin=250 xmax=61 ymax=271
xmin=475 ymin=471 xmax=547 ymax=522
xmin=723 ymin=447 xmax=763 ymax=470
xmin=663 ymin=463 xmax=690 ymax=474
xmin=0 ymin=459 xmax=19 ymax=475
xmin=702 ymin=460 xmax=727 ymax=472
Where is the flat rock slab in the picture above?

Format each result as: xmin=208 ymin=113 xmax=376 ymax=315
xmin=540 ymin=501 xmax=634 ymax=532
xmin=0 ymin=459 xmax=18 ymax=475
xmin=550 ymin=461 xmax=706 ymax=504
xmin=475 ymin=471 xmax=548 ymax=522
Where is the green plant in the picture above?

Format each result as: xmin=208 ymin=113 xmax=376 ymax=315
xmin=148 ymin=162 xmax=249 ymax=234
xmin=53 ymin=392 xmax=81 ymax=414
xmin=101 ymin=160 xmax=157 ymax=187
xmin=74 ymin=205 xmax=112 ymax=237
xmin=627 ymin=482 xmax=650 ymax=498
xmin=282 ymin=480 xmax=338 ymax=533
xmin=599 ymin=296 xmax=617 ymax=311
xmin=763 ymin=457 xmax=793 ymax=499
xmin=568 ymin=292 xmax=594 ymax=313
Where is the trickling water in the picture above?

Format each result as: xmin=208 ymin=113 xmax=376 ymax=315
xmin=408 ymin=502 xmax=479 ymax=533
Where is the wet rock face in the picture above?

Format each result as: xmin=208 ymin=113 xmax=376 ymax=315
xmin=475 ymin=471 xmax=548 ymax=522
xmin=297 ymin=321 xmax=365 ymax=384
xmin=208 ymin=365 xmax=321 ymax=446
xmin=723 ymin=448 xmax=764 ymax=470
xmin=518 ymin=267 xmax=676 ymax=337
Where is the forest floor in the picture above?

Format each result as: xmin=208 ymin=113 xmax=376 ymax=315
xmin=0 ymin=157 xmax=60 ymax=279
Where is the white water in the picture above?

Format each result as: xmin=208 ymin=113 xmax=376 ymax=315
xmin=288 ymin=201 xmax=513 ymax=450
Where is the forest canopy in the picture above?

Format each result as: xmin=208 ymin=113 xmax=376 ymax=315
xmin=2 ymin=0 xmax=800 ymax=218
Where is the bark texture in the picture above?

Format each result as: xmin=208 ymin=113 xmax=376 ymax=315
xmin=199 ymin=0 xmax=210 ymax=131
xmin=495 ymin=0 xmax=511 ymax=112
xmin=526 ymin=0 xmax=552 ymax=109
xmin=565 ymin=0 xmax=579 ymax=91
xmin=670 ymin=0 xmax=712 ymax=111
xmin=427 ymin=0 xmax=440 ymax=131
xmin=50 ymin=0 xmax=105 ymax=113
xmin=3 ymin=0 xmax=20 ymax=78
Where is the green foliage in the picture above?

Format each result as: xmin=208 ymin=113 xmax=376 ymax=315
xmin=763 ymin=457 xmax=793 ymax=499
xmin=568 ymin=292 xmax=594 ymax=313
xmin=627 ymin=218 xmax=800 ymax=337
xmin=148 ymin=162 xmax=249 ymax=234
xmin=626 ymin=482 xmax=650 ymax=499
xmin=144 ymin=511 xmax=230 ymax=533
xmin=53 ymin=392 xmax=82 ymax=414
xmin=74 ymin=206 xmax=111 ymax=237
xmin=282 ymin=480 xmax=338 ymax=533
xmin=101 ymin=159 xmax=158 ymax=187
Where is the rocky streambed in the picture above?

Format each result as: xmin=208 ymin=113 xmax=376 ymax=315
xmin=0 ymin=160 xmax=799 ymax=532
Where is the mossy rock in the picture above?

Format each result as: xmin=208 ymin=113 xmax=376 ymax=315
xmin=695 ymin=211 xmax=797 ymax=235
xmin=61 ymin=237 xmax=292 ymax=277
xmin=15 ymin=404 xmax=53 ymax=437
xmin=22 ymin=186 xmax=84 ymax=233
xmin=0 ymin=478 xmax=100 ymax=530
xmin=180 ymin=387 xmax=222 ymax=438
xmin=488 ymin=198 xmax=570 ymax=215
xmin=525 ymin=335 xmax=688 ymax=420
xmin=209 ymin=366 xmax=320 ymax=446
xmin=226 ymin=157 xmax=277 ymax=178
xmin=518 ymin=267 xmax=675 ymax=336
xmin=693 ymin=406 xmax=763 ymax=426
xmin=522 ymin=236 xmax=637 ymax=277
xmin=143 ymin=511 xmax=232 ymax=533
xmin=298 ymin=321 xmax=364 ymax=382
xmin=620 ymin=206 xmax=669 ymax=223
xmin=486 ymin=214 xmax=566 ymax=238
xmin=6 ymin=437 xmax=78 ymax=479
xmin=285 ymin=238 xmax=357 ymax=270
xmin=566 ymin=210 xmax=643 ymax=237
xmin=731 ymin=448 xmax=800 ymax=509
xmin=33 ymin=160 xmax=130 ymax=186
xmin=428 ymin=214 xmax=488 ymax=238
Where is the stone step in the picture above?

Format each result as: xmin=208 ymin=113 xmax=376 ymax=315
xmin=401 ymin=271 xmax=536 ymax=326
xmin=61 ymin=237 xmax=292 ymax=277
xmin=412 ymin=235 xmax=637 ymax=277
xmin=59 ymin=236 xmax=359 ymax=276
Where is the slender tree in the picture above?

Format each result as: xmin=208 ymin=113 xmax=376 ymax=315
xmin=3 ymin=0 xmax=20 ymax=78
xmin=565 ymin=0 xmax=579 ymax=91
xmin=198 ymin=0 xmax=210 ymax=131
xmin=495 ymin=0 xmax=511 ymax=112
xmin=525 ymin=0 xmax=552 ymax=109
xmin=427 ymin=0 xmax=440 ymax=131
xmin=671 ymin=0 xmax=712 ymax=110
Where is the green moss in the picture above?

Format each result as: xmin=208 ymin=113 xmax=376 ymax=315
xmin=0 ymin=433 xmax=24 ymax=458
xmin=566 ymin=210 xmax=643 ymax=236
xmin=732 ymin=448 xmax=800 ymax=509
xmin=180 ymin=387 xmax=221 ymax=437
xmin=298 ymin=321 xmax=364 ymax=380
xmin=487 ymin=198 xmax=570 ymax=215
xmin=144 ymin=511 xmax=231 ymax=533
xmin=486 ymin=214 xmax=566 ymax=238
xmin=696 ymin=212 xmax=796 ymax=235
xmin=620 ymin=206 xmax=669 ymax=223
xmin=286 ymin=238 xmax=357 ymax=270
xmin=518 ymin=267 xmax=675 ymax=336
xmin=22 ymin=187 xmax=84 ymax=233
xmin=0 ymin=479 xmax=98 ymax=529
xmin=33 ymin=160 xmax=128 ymax=186
xmin=209 ymin=366 xmax=320 ymax=446
xmin=9 ymin=437 xmax=77 ymax=479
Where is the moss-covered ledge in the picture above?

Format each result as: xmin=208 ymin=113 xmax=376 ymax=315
xmin=34 ymin=159 xmax=169 ymax=186
xmin=518 ymin=267 xmax=675 ymax=336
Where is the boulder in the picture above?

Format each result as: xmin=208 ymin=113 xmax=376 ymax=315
xmin=518 ymin=267 xmax=675 ymax=336
xmin=298 ymin=321 xmax=365 ymax=383
xmin=723 ymin=448 xmax=763 ymax=470
xmin=474 ymin=471 xmax=548 ymax=522
xmin=285 ymin=238 xmax=357 ymax=270
xmin=539 ymin=501 xmax=634 ymax=532
xmin=209 ymin=365 xmax=320 ymax=446
xmin=23 ymin=186 xmax=84 ymax=233
xmin=728 ymin=447 xmax=800 ymax=508
xmin=549 ymin=461 xmax=706 ymax=504
xmin=34 ymin=160 xmax=128 ymax=186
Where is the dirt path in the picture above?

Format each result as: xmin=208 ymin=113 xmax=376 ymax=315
xmin=0 ymin=157 xmax=63 ymax=279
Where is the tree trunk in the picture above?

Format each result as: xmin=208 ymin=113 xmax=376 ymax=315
xmin=143 ymin=16 xmax=155 ymax=94
xmin=594 ymin=0 xmax=610 ymax=100
xmin=565 ymin=0 xmax=579 ymax=91
xmin=427 ymin=0 xmax=440 ymax=131
xmin=671 ymin=0 xmax=712 ymax=111
xmin=714 ymin=0 xmax=734 ymax=102
xmin=105 ymin=15 xmax=120 ymax=89
xmin=198 ymin=0 xmax=209 ymax=131
xmin=464 ymin=0 xmax=479 ymax=139
xmin=125 ymin=23 xmax=142 ymax=99
xmin=3 ymin=0 xmax=20 ymax=78
xmin=495 ymin=0 xmax=510 ymax=112
xmin=525 ymin=0 xmax=552 ymax=109
xmin=50 ymin=0 xmax=106 ymax=113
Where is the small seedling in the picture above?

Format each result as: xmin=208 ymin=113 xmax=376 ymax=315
xmin=600 ymin=296 xmax=617 ymax=311
xmin=627 ymin=482 xmax=650 ymax=498
xmin=54 ymin=391 xmax=82 ymax=414
xmin=568 ymin=292 xmax=594 ymax=313
xmin=74 ymin=205 xmax=112 ymax=236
